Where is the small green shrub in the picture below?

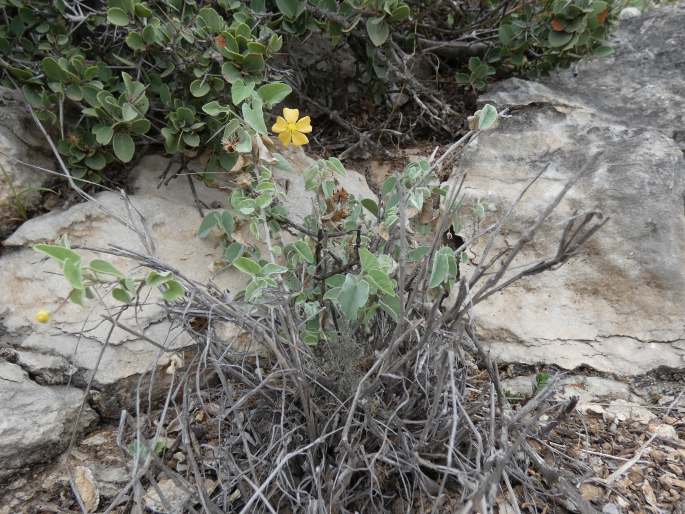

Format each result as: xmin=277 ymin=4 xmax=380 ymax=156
xmin=535 ymin=371 xmax=552 ymax=392
xmin=493 ymin=0 xmax=615 ymax=75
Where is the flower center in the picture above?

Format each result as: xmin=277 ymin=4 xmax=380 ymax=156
xmin=287 ymin=122 xmax=297 ymax=132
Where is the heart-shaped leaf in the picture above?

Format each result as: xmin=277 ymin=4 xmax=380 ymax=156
xmin=366 ymin=17 xmax=390 ymax=47
xmin=107 ymin=7 xmax=129 ymax=26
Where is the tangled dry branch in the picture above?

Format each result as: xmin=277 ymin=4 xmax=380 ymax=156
xmin=61 ymin=150 xmax=607 ymax=513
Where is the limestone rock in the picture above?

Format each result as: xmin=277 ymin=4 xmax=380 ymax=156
xmin=501 ymin=374 xmax=636 ymax=410
xmin=143 ymin=477 xmax=193 ymax=513
xmin=605 ymin=399 xmax=656 ymax=423
xmin=0 ymin=361 xmax=97 ymax=481
xmin=0 ymin=87 xmax=54 ymax=231
xmin=652 ymin=423 xmax=679 ymax=440
xmin=73 ymin=466 xmax=99 ymax=513
xmin=446 ymin=4 xmax=685 ymax=376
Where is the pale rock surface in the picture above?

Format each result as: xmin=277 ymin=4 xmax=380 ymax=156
xmin=0 ymin=87 xmax=54 ymax=229
xmin=502 ymin=374 xmax=635 ymax=405
xmin=447 ymin=3 xmax=685 ymax=375
xmin=652 ymin=423 xmax=679 ymax=440
xmin=0 ymin=361 xmax=97 ymax=480
xmin=143 ymin=477 xmax=194 ymax=514
xmin=605 ymin=399 xmax=656 ymax=423
xmin=73 ymin=465 xmax=99 ymax=513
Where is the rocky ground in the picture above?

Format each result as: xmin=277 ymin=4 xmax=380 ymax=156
xmin=0 ymin=2 xmax=684 ymax=513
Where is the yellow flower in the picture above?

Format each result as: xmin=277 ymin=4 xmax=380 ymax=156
xmin=271 ymin=107 xmax=312 ymax=147
xmin=35 ymin=309 xmax=51 ymax=323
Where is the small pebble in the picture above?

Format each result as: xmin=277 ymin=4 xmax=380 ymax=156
xmin=619 ymin=7 xmax=641 ymax=19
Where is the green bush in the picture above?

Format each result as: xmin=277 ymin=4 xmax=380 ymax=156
xmin=493 ymin=0 xmax=614 ymax=76
xmin=1 ymin=0 xmax=616 ymax=180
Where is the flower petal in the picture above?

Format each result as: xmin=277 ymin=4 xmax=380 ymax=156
xmin=278 ymin=130 xmax=292 ymax=146
xmin=291 ymin=130 xmax=309 ymax=146
xmin=272 ymin=116 xmax=288 ymax=133
xmin=295 ymin=116 xmax=312 ymax=133
xmin=283 ymin=107 xmax=299 ymax=124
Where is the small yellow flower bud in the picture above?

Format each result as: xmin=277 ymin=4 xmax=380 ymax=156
xmin=35 ymin=310 xmax=51 ymax=323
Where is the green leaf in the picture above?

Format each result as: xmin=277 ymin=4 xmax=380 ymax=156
xmin=120 ymin=277 xmax=136 ymax=292
xmin=112 ymin=287 xmax=132 ymax=303
xmin=142 ymin=25 xmax=157 ymax=44
xmin=328 ymin=157 xmax=346 ymax=176
xmin=244 ymin=277 xmax=268 ymax=301
xmin=428 ymin=247 xmax=456 ymax=288
xmin=593 ymin=46 xmax=613 ymax=57
xmin=64 ymin=258 xmax=84 ymax=290
xmin=477 ymin=104 xmax=498 ymax=130
xmin=407 ymin=245 xmax=430 ymax=262
xmin=261 ymin=263 xmax=288 ymax=275
xmin=379 ymin=293 xmax=401 ymax=321
xmin=223 ymin=242 xmax=243 ymax=263
xmin=391 ymin=5 xmax=410 ymax=22
xmin=323 ymin=286 xmax=341 ymax=301
xmin=321 ymin=179 xmax=335 ymax=199
xmin=112 ymin=132 xmax=135 ymax=162
xmin=257 ymin=82 xmax=292 ymax=108
xmin=107 ymin=7 xmax=129 ymax=26
xmin=121 ymin=102 xmax=138 ymax=122
xmin=337 ymin=274 xmax=369 ymax=321
xmin=366 ymin=269 xmax=395 ymax=296
xmin=292 ymin=240 xmax=314 ymax=264
xmin=198 ymin=6 xmax=224 ymax=32
xmin=202 ymin=101 xmax=229 ymax=116
xmin=69 ymin=288 xmax=85 ymax=306
xmin=361 ymin=198 xmax=379 ymax=217
xmin=197 ymin=212 xmax=219 ymax=238
xmin=93 ymin=125 xmax=114 ymax=145
xmin=255 ymin=193 xmax=272 ymax=209
xmin=326 ymin=274 xmax=345 ymax=288
xmin=183 ymin=132 xmax=200 ymax=147
xmin=456 ymin=72 xmax=471 ymax=85
xmin=134 ymin=2 xmax=152 ymax=17
xmin=130 ymin=119 xmax=151 ymax=135
xmin=366 ymin=17 xmax=390 ymax=47
xmin=41 ymin=58 xmax=66 ymax=82
xmin=65 ymin=84 xmax=83 ymax=101
xmin=89 ymin=259 xmax=123 ymax=277
xmin=242 ymin=101 xmax=268 ymax=135
xmin=85 ymin=153 xmax=107 ymax=170
xmin=125 ymin=32 xmax=145 ymax=51
xmin=273 ymin=153 xmax=293 ymax=172
xmin=34 ymin=244 xmax=81 ymax=264
xmin=236 ymin=129 xmax=252 ymax=153
xmin=221 ymin=62 xmax=241 ymax=83
xmin=429 ymin=249 xmax=451 ymax=289
xmin=548 ymin=30 xmax=573 ymax=48
xmin=275 ymin=0 xmax=305 ymax=18
xmin=190 ymin=79 xmax=211 ymax=97
xmin=382 ymin=176 xmax=397 ymax=195
xmin=161 ymin=280 xmax=184 ymax=301
xmin=234 ymin=256 xmax=262 ymax=276
xmin=218 ymin=211 xmax=234 ymax=235
xmin=231 ymin=79 xmax=254 ymax=106
xmin=145 ymin=270 xmax=173 ymax=287
xmin=359 ymin=247 xmax=379 ymax=272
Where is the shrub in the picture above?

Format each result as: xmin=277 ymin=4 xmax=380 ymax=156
xmin=1 ymin=0 xmax=616 ymax=179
